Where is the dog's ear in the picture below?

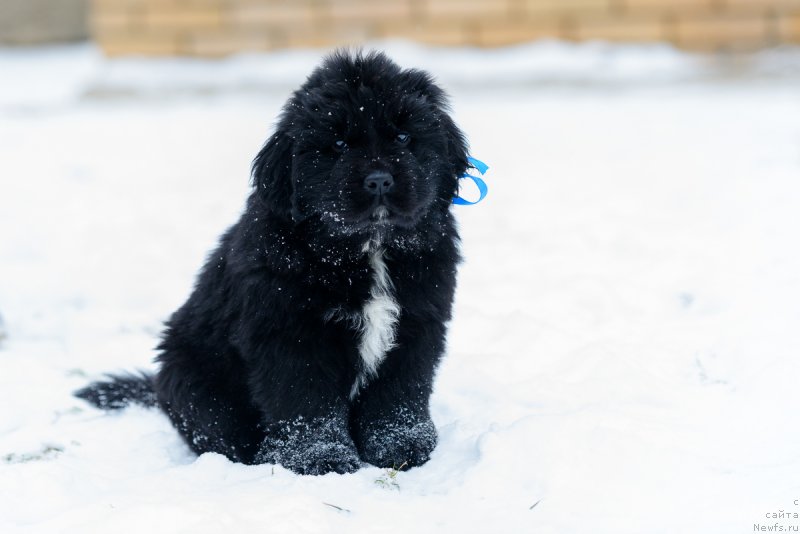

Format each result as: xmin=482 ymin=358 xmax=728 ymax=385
xmin=440 ymin=113 xmax=469 ymax=179
xmin=405 ymin=69 xmax=470 ymax=181
xmin=251 ymin=132 xmax=295 ymax=220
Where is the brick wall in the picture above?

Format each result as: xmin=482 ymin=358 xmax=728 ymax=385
xmin=91 ymin=0 xmax=800 ymax=57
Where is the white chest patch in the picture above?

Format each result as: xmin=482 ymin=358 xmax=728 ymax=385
xmin=350 ymin=244 xmax=400 ymax=399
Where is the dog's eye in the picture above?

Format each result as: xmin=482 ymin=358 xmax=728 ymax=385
xmin=333 ymin=140 xmax=348 ymax=152
xmin=395 ymin=133 xmax=411 ymax=146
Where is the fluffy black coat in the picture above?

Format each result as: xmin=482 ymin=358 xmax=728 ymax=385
xmin=76 ymin=50 xmax=469 ymax=475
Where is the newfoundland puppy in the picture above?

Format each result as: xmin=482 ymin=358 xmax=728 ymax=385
xmin=76 ymin=50 xmax=469 ymax=475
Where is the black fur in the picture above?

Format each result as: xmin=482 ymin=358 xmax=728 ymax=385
xmin=75 ymin=50 xmax=469 ymax=475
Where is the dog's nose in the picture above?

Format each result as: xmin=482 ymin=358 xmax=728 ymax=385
xmin=364 ymin=171 xmax=394 ymax=196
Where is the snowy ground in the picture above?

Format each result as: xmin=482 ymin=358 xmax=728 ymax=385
xmin=1 ymin=42 xmax=799 ymax=533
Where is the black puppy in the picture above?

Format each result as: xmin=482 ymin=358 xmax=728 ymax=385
xmin=76 ymin=50 xmax=469 ymax=475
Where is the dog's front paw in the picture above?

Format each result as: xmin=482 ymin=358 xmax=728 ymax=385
xmin=255 ymin=417 xmax=361 ymax=475
xmin=276 ymin=440 xmax=361 ymax=476
xmin=356 ymin=417 xmax=437 ymax=469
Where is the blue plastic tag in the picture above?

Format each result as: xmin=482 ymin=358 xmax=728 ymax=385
xmin=453 ymin=157 xmax=489 ymax=205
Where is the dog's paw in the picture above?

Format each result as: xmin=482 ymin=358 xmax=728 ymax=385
xmin=270 ymin=440 xmax=361 ymax=475
xmin=357 ymin=417 xmax=437 ymax=469
xmin=255 ymin=417 xmax=361 ymax=475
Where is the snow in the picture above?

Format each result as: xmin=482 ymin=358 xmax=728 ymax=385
xmin=1 ymin=41 xmax=800 ymax=533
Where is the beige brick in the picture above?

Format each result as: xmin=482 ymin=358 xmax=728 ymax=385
xmin=282 ymin=33 xmax=343 ymax=49
xmin=477 ymin=20 xmax=564 ymax=46
xmin=412 ymin=30 xmax=470 ymax=46
xmin=722 ymin=0 xmax=800 ymax=8
xmin=188 ymin=32 xmax=275 ymax=57
xmin=519 ymin=0 xmax=612 ymax=15
xmin=90 ymin=9 xmax=138 ymax=33
xmin=98 ymin=35 xmax=180 ymax=56
xmin=622 ymin=0 xmax=717 ymax=11
xmin=142 ymin=6 xmax=222 ymax=30
xmin=229 ymin=2 xmax=318 ymax=28
xmin=283 ymin=25 xmax=374 ymax=49
xmin=376 ymin=19 xmax=472 ymax=46
xmin=423 ymin=0 xmax=512 ymax=18
xmin=573 ymin=14 xmax=667 ymax=41
xmin=325 ymin=0 xmax=413 ymax=22
xmin=778 ymin=13 xmax=800 ymax=41
xmin=675 ymin=14 xmax=770 ymax=49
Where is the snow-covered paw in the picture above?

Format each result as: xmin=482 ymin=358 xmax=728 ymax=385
xmin=255 ymin=417 xmax=361 ymax=475
xmin=357 ymin=417 xmax=437 ymax=469
xmin=270 ymin=440 xmax=361 ymax=475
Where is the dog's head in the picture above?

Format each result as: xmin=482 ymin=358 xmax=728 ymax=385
xmin=252 ymin=50 xmax=468 ymax=237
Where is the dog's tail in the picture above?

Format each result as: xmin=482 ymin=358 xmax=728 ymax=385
xmin=74 ymin=372 xmax=158 ymax=410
